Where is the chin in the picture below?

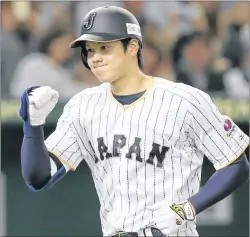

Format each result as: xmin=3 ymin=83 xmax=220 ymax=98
xmin=95 ymin=74 xmax=116 ymax=84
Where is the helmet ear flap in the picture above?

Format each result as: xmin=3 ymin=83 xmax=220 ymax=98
xmin=81 ymin=47 xmax=91 ymax=70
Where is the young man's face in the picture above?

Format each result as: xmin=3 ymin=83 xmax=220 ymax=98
xmin=85 ymin=40 xmax=132 ymax=83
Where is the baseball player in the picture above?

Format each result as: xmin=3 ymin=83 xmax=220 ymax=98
xmin=19 ymin=6 xmax=249 ymax=237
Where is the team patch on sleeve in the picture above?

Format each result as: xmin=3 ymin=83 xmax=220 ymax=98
xmin=223 ymin=116 xmax=235 ymax=138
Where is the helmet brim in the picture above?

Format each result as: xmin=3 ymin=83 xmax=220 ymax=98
xmin=69 ymin=33 xmax=126 ymax=48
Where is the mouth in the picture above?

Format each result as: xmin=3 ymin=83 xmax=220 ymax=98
xmin=93 ymin=64 xmax=107 ymax=69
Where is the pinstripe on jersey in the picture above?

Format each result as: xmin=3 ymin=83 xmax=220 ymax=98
xmin=45 ymin=78 xmax=249 ymax=236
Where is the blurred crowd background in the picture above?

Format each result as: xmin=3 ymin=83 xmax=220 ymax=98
xmin=1 ymin=1 xmax=250 ymax=102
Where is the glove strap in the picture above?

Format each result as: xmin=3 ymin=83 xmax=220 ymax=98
xmin=182 ymin=201 xmax=195 ymax=221
xmin=171 ymin=201 xmax=195 ymax=221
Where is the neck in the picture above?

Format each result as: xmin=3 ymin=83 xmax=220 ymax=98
xmin=110 ymin=69 xmax=154 ymax=95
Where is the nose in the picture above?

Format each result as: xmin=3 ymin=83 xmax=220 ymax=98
xmin=92 ymin=51 xmax=103 ymax=64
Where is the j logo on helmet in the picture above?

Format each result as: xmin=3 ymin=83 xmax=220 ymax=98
xmin=83 ymin=12 xmax=97 ymax=31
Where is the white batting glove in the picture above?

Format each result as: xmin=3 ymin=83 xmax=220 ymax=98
xmin=148 ymin=200 xmax=196 ymax=235
xmin=28 ymin=86 xmax=59 ymax=126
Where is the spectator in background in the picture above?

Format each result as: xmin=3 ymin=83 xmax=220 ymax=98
xmin=141 ymin=41 xmax=162 ymax=76
xmin=143 ymin=1 xmax=208 ymax=48
xmin=141 ymin=41 xmax=175 ymax=80
xmin=173 ymin=31 xmax=226 ymax=96
xmin=1 ymin=2 xmax=41 ymax=99
xmin=198 ymin=2 xmax=219 ymax=38
xmin=220 ymin=3 xmax=249 ymax=99
xmin=36 ymin=2 xmax=73 ymax=36
xmin=222 ymin=7 xmax=249 ymax=69
xmin=10 ymin=28 xmax=86 ymax=102
xmin=1 ymin=2 xmax=24 ymax=99
xmin=217 ymin=2 xmax=249 ymax=39
xmin=11 ymin=1 xmax=40 ymax=53
xmin=223 ymin=47 xmax=250 ymax=99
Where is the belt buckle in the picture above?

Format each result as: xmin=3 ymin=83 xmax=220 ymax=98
xmin=118 ymin=231 xmax=126 ymax=237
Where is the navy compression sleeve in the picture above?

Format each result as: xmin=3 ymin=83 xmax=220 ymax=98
xmin=21 ymin=122 xmax=66 ymax=191
xmin=21 ymin=122 xmax=51 ymax=189
xmin=189 ymin=153 xmax=249 ymax=214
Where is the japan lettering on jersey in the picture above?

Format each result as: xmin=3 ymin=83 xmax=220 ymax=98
xmin=45 ymin=78 xmax=249 ymax=236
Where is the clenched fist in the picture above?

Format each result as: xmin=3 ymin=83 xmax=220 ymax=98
xmin=19 ymin=86 xmax=59 ymax=126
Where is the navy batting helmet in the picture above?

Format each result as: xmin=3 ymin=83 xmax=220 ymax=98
xmin=69 ymin=6 xmax=143 ymax=69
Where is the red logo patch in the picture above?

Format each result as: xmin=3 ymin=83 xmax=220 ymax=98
xmin=224 ymin=119 xmax=232 ymax=131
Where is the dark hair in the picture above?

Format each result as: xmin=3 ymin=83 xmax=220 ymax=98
xmin=171 ymin=31 xmax=209 ymax=70
xmin=38 ymin=28 xmax=70 ymax=54
xmin=121 ymin=38 xmax=143 ymax=69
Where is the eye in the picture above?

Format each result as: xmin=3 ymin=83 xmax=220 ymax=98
xmin=101 ymin=45 xmax=110 ymax=50
xmin=86 ymin=48 xmax=93 ymax=53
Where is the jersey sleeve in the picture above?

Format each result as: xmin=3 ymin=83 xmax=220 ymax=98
xmin=45 ymin=96 xmax=85 ymax=171
xmin=186 ymin=90 xmax=249 ymax=170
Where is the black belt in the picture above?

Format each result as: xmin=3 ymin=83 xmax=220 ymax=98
xmin=113 ymin=228 xmax=165 ymax=237
xmin=113 ymin=232 xmax=138 ymax=237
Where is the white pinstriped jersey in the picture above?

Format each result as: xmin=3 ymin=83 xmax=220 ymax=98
xmin=45 ymin=77 xmax=249 ymax=236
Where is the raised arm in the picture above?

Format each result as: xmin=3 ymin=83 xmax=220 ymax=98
xmin=20 ymin=86 xmax=71 ymax=191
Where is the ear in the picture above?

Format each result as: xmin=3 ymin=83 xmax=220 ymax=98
xmin=128 ymin=39 xmax=139 ymax=56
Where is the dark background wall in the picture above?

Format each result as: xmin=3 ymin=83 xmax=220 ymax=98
xmin=1 ymin=122 xmax=249 ymax=236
